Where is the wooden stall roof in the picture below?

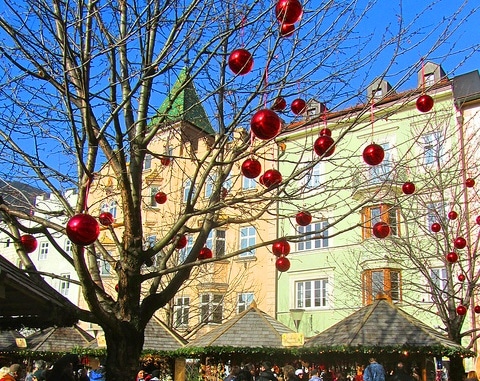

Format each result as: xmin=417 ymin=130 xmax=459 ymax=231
xmin=26 ymin=325 xmax=94 ymax=352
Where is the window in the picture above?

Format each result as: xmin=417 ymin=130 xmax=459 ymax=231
xmin=200 ymin=294 xmax=223 ymax=324
xmin=237 ymin=292 xmax=254 ymax=313
xmin=179 ymin=236 xmax=194 ymax=263
xmin=242 ymin=176 xmax=256 ymax=190
xmin=145 ymin=235 xmax=156 ymax=249
xmin=150 ymin=186 xmax=159 ymax=207
xmin=303 ymin=162 xmax=323 ymax=189
xmin=65 ymin=240 xmax=72 ymax=255
xmin=426 ymin=202 xmax=446 ymax=227
xmin=372 ymin=88 xmax=383 ymax=99
xmin=174 ymin=296 xmax=190 ymax=327
xmin=295 ymin=279 xmax=329 ymax=309
xmin=144 ymin=154 xmax=152 ymax=170
xmin=297 ymin=221 xmax=329 ymax=251
xmin=424 ymin=72 xmax=435 ymax=87
xmin=206 ymin=229 xmax=226 ymax=258
xmin=101 ymin=200 xmax=118 ymax=218
xmin=205 ymin=175 xmax=216 ymax=198
xmin=239 ymin=226 xmax=256 ymax=257
xmin=59 ymin=274 xmax=71 ymax=296
xmin=368 ymin=143 xmax=391 ymax=183
xmin=98 ymin=259 xmax=111 ymax=276
xmin=38 ymin=242 xmax=49 ymax=260
xmin=361 ymin=204 xmax=400 ymax=239
xmin=430 ymin=267 xmax=447 ymax=301
xmin=362 ymin=268 xmax=402 ymax=304
xmin=183 ymin=179 xmax=193 ymax=202
xmin=423 ymin=131 xmax=443 ymax=166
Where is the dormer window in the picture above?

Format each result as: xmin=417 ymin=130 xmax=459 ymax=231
xmin=424 ymin=72 xmax=435 ymax=87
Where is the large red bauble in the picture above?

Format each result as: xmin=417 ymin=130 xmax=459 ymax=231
xmin=250 ymin=109 xmax=282 ymax=140
xmin=259 ymin=175 xmax=265 ymax=186
xmin=363 ymin=143 xmax=384 ymax=166
xmin=416 ymin=94 xmax=434 ymax=113
xmin=458 ymin=273 xmax=466 ymax=282
xmin=477 ymin=216 xmax=480 ymax=225
xmin=262 ymin=169 xmax=283 ymax=188
xmin=291 ymin=98 xmax=306 ymax=115
xmin=456 ymin=305 xmax=467 ymax=315
xmin=446 ymin=252 xmax=458 ymax=263
xmin=402 ymin=181 xmax=415 ymax=195
xmin=448 ymin=210 xmax=458 ymax=220
xmin=475 ymin=306 xmax=480 ymax=314
xmin=66 ymin=214 xmax=100 ymax=246
xmin=272 ymin=239 xmax=291 ymax=257
xmin=175 ymin=235 xmax=188 ymax=249
xmin=466 ymin=178 xmax=475 ymax=188
xmin=155 ymin=191 xmax=167 ymax=204
xmin=198 ymin=247 xmax=213 ymax=260
xmin=20 ymin=234 xmax=38 ymax=253
xmin=99 ymin=212 xmax=114 ymax=226
xmin=160 ymin=157 xmax=171 ymax=166
xmin=313 ymin=135 xmax=335 ymax=157
xmin=454 ymin=237 xmax=467 ymax=249
xmin=275 ymin=0 xmax=303 ymax=25
xmin=372 ymin=222 xmax=390 ymax=238
xmin=271 ymin=97 xmax=287 ymax=111
xmin=241 ymin=158 xmax=262 ymax=179
xmin=275 ymin=256 xmax=291 ymax=272
xmin=280 ymin=23 xmax=295 ymax=37
xmin=431 ymin=223 xmax=441 ymax=233
xmin=296 ymin=211 xmax=312 ymax=226
xmin=228 ymin=48 xmax=254 ymax=75
xmin=320 ymin=128 xmax=332 ymax=137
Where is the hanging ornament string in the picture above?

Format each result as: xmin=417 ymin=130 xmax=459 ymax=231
xmin=370 ymin=99 xmax=375 ymax=139
xmin=83 ymin=174 xmax=94 ymax=213
xmin=421 ymin=57 xmax=425 ymax=94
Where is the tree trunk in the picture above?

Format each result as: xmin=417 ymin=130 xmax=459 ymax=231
xmin=448 ymin=354 xmax=465 ymax=381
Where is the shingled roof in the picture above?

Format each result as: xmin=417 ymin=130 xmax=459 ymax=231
xmin=186 ymin=302 xmax=294 ymax=348
xmin=143 ymin=315 xmax=187 ymax=351
xmin=27 ymin=325 xmax=94 ymax=352
xmin=0 ymin=330 xmax=27 ymax=351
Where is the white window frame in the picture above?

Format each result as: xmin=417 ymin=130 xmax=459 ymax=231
xmin=98 ymin=259 xmax=111 ymax=276
xmin=59 ymin=273 xmax=71 ymax=296
xmin=179 ymin=236 xmax=194 ymax=263
xmin=237 ymin=292 xmax=254 ymax=313
xmin=239 ymin=226 xmax=256 ymax=257
xmin=206 ymin=229 xmax=226 ymax=258
xmin=303 ymin=162 xmax=323 ymax=189
xmin=183 ymin=179 xmax=193 ymax=202
xmin=423 ymin=131 xmax=443 ymax=166
xmin=174 ymin=296 xmax=190 ymax=327
xmin=297 ymin=221 xmax=329 ymax=251
xmin=430 ymin=267 xmax=448 ymax=302
xmin=38 ymin=242 xmax=49 ymax=260
xmin=144 ymin=154 xmax=152 ymax=170
xmin=242 ymin=176 xmax=256 ymax=190
xmin=426 ymin=201 xmax=447 ymax=227
xmin=65 ymin=240 xmax=72 ymax=255
xmin=295 ymin=279 xmax=329 ymax=309
xmin=205 ymin=175 xmax=216 ymax=198
xmin=368 ymin=142 xmax=391 ymax=184
xmin=200 ymin=293 xmax=223 ymax=324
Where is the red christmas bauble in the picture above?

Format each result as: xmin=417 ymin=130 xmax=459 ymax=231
xmin=448 ymin=210 xmax=458 ymax=220
xmin=458 ymin=273 xmax=466 ymax=282
xmin=228 ymin=48 xmax=254 ymax=75
xmin=431 ymin=222 xmax=441 ymax=233
xmin=155 ymin=191 xmax=167 ymax=204
xmin=402 ymin=181 xmax=415 ymax=195
xmin=221 ymin=187 xmax=228 ymax=199
xmin=466 ymin=178 xmax=475 ymax=188
xmin=175 ymin=235 xmax=188 ymax=249
xmin=477 ymin=216 xmax=480 ymax=225
xmin=320 ymin=128 xmax=332 ymax=137
xmin=454 ymin=237 xmax=467 ymax=249
xmin=115 ymin=283 xmax=119 ymax=292
xmin=160 ymin=157 xmax=171 ymax=166
xmin=99 ymin=212 xmax=114 ymax=226
xmin=416 ymin=94 xmax=434 ymax=113
xmin=372 ymin=221 xmax=390 ymax=238
xmin=241 ymin=158 xmax=262 ymax=179
xmin=275 ymin=256 xmax=291 ymax=272
xmin=280 ymin=23 xmax=295 ymax=37
xmin=250 ymin=109 xmax=282 ymax=140
xmin=66 ymin=214 xmax=100 ymax=246
xmin=313 ymin=135 xmax=335 ymax=157
xmin=475 ymin=306 xmax=480 ymax=314
xmin=275 ymin=0 xmax=303 ymax=25
xmin=259 ymin=175 xmax=265 ymax=186
xmin=296 ymin=211 xmax=312 ymax=226
xmin=262 ymin=169 xmax=283 ymax=188
xmin=291 ymin=98 xmax=306 ymax=115
xmin=20 ymin=234 xmax=38 ymax=253
xmin=363 ymin=143 xmax=384 ymax=166
xmin=271 ymin=97 xmax=287 ymax=111
xmin=456 ymin=305 xmax=467 ymax=315
xmin=198 ymin=247 xmax=213 ymax=260
xmin=446 ymin=251 xmax=458 ymax=263
xmin=272 ymin=239 xmax=291 ymax=257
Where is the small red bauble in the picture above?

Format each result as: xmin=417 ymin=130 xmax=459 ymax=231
xmin=446 ymin=252 xmax=458 ymax=263
xmin=155 ymin=191 xmax=167 ymax=204
xmin=431 ymin=222 xmax=441 ymax=232
xmin=402 ymin=181 xmax=415 ymax=195
xmin=313 ymin=135 xmax=335 ymax=157
xmin=320 ymin=128 xmax=332 ymax=137
xmin=296 ymin=211 xmax=312 ymax=226
xmin=241 ymin=158 xmax=262 ymax=179
xmin=262 ymin=169 xmax=283 ymax=188
xmin=280 ymin=23 xmax=295 ymax=37
xmin=198 ymin=247 xmax=213 ymax=260
xmin=175 ymin=235 xmax=188 ymax=250
xmin=250 ymin=109 xmax=282 ymax=140
xmin=372 ymin=222 xmax=390 ymax=238
xmin=456 ymin=305 xmax=467 ymax=315
xmin=20 ymin=234 xmax=38 ymax=253
xmin=454 ymin=237 xmax=467 ymax=249
xmin=99 ymin=212 xmax=114 ymax=226
xmin=363 ymin=143 xmax=384 ymax=166
xmin=275 ymin=256 xmax=291 ymax=272
xmin=271 ymin=97 xmax=287 ymax=111
xmin=160 ymin=157 xmax=171 ymax=166
xmin=66 ymin=214 xmax=100 ymax=246
xmin=228 ymin=48 xmax=254 ymax=75
xmin=448 ymin=210 xmax=458 ymax=220
xmin=466 ymin=178 xmax=475 ymax=188
xmin=275 ymin=0 xmax=303 ymax=25
xmin=259 ymin=175 xmax=265 ymax=186
xmin=291 ymin=98 xmax=306 ymax=115
xmin=458 ymin=273 xmax=466 ymax=282
xmin=475 ymin=306 xmax=480 ymax=314
xmin=272 ymin=239 xmax=290 ymax=257
xmin=115 ymin=283 xmax=119 ymax=292
xmin=476 ymin=216 xmax=480 ymax=225
xmin=416 ymin=94 xmax=434 ymax=113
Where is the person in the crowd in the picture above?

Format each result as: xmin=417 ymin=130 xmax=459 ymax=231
xmin=0 ymin=368 xmax=10 ymax=380
xmin=237 ymin=363 xmax=255 ymax=381
xmin=224 ymin=366 xmax=240 ymax=381
xmin=257 ymin=362 xmax=278 ymax=381
xmin=45 ymin=354 xmax=79 ymax=381
xmin=466 ymin=370 xmax=479 ymax=381
xmin=30 ymin=360 xmax=47 ymax=381
xmin=308 ymin=369 xmax=321 ymax=381
xmin=391 ymin=362 xmax=413 ymax=381
xmin=136 ymin=369 xmax=152 ymax=381
xmin=1 ymin=364 xmax=22 ymax=381
xmin=295 ymin=370 xmax=304 ymax=381
xmin=363 ymin=358 xmax=385 ymax=381
xmin=77 ymin=367 xmax=90 ymax=381
xmin=283 ymin=366 xmax=300 ymax=381
xmin=88 ymin=358 xmax=105 ymax=381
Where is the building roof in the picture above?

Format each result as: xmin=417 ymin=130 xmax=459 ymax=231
xmin=143 ymin=315 xmax=187 ymax=351
xmin=0 ymin=180 xmax=45 ymax=217
xmin=185 ymin=302 xmax=294 ymax=348
xmin=452 ymin=70 xmax=480 ymax=105
xmin=0 ymin=330 xmax=27 ymax=351
xmin=152 ymin=67 xmax=215 ymax=135
xmin=26 ymin=325 xmax=94 ymax=352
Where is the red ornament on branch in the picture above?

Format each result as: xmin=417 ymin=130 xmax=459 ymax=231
xmin=154 ymin=191 xmax=167 ymax=204
xmin=402 ymin=181 xmax=415 ymax=195
xmin=99 ymin=212 xmax=114 ymax=226
xmin=250 ymin=109 xmax=282 ymax=140
xmin=262 ymin=169 xmax=283 ymax=188
xmin=271 ymin=97 xmax=287 ymax=111
xmin=475 ymin=306 xmax=480 ymax=314
xmin=313 ymin=135 xmax=335 ymax=158
xmin=228 ymin=48 xmax=254 ymax=75
xmin=454 ymin=237 xmax=467 ymax=249
xmin=466 ymin=178 xmax=475 ymax=188
xmin=276 ymin=0 xmax=303 ymax=25
xmin=275 ymin=256 xmax=291 ymax=272
xmin=458 ymin=273 xmax=466 ymax=282
xmin=363 ymin=143 xmax=384 ymax=166
xmin=476 ymin=216 xmax=480 ymax=225
xmin=372 ymin=222 xmax=390 ymax=238
xmin=241 ymin=158 xmax=262 ymax=179
xmin=446 ymin=252 xmax=458 ymax=263
xmin=291 ymin=98 xmax=306 ymax=115
xmin=456 ymin=305 xmax=467 ymax=315
xmin=272 ymin=239 xmax=291 ymax=257
xmin=175 ymin=235 xmax=188 ymax=250
xmin=448 ymin=210 xmax=458 ymax=220
xmin=295 ymin=211 xmax=312 ymax=226
xmin=66 ymin=214 xmax=100 ymax=246
xmin=431 ymin=222 xmax=441 ymax=233
xmin=160 ymin=157 xmax=171 ymax=166
xmin=416 ymin=94 xmax=434 ymax=113
xmin=20 ymin=234 xmax=38 ymax=253
xmin=280 ymin=23 xmax=295 ymax=37
xmin=320 ymin=128 xmax=332 ymax=137
xmin=198 ymin=247 xmax=213 ymax=260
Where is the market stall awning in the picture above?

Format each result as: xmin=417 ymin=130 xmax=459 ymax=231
xmin=26 ymin=325 xmax=94 ymax=352
xmin=143 ymin=315 xmax=187 ymax=351
xmin=0 ymin=330 xmax=27 ymax=351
